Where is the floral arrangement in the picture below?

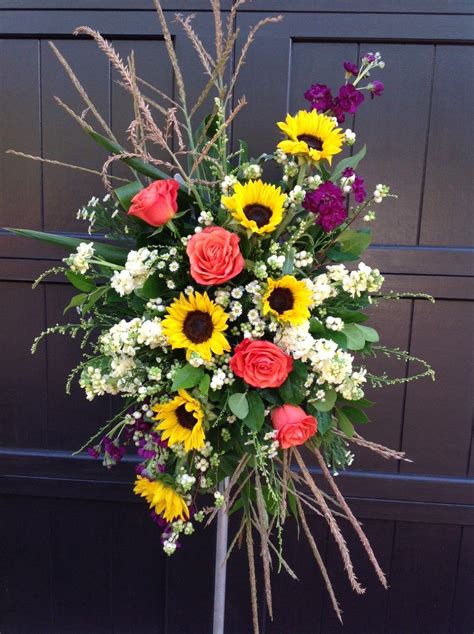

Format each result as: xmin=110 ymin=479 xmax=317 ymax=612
xmin=7 ymin=2 xmax=435 ymax=628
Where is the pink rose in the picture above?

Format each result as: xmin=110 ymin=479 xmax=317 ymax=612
xmin=271 ymin=404 xmax=317 ymax=449
xmin=128 ymin=179 xmax=179 ymax=227
xmin=230 ymin=339 xmax=293 ymax=388
xmin=186 ymin=226 xmax=244 ymax=286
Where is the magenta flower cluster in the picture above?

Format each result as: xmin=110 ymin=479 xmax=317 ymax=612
xmin=303 ymin=181 xmax=347 ymax=232
xmin=304 ymin=55 xmax=384 ymax=123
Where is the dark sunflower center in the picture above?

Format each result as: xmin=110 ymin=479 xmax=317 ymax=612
xmin=176 ymin=404 xmax=197 ymax=430
xmin=268 ymin=287 xmax=294 ymax=314
xmin=243 ymin=204 xmax=272 ymax=228
xmin=183 ymin=310 xmax=213 ymax=343
xmin=297 ymin=134 xmax=323 ymax=151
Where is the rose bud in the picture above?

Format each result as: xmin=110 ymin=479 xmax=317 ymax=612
xmin=271 ymin=404 xmax=318 ymax=449
xmin=128 ymin=179 xmax=179 ymax=227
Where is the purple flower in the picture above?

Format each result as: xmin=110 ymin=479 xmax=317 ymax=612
xmin=368 ymin=80 xmax=384 ymax=99
xmin=87 ymin=446 xmax=100 ymax=459
xmin=304 ymin=83 xmax=334 ymax=112
xmin=336 ymin=84 xmax=365 ymax=115
xmin=343 ymin=61 xmax=359 ymax=76
xmin=363 ymin=52 xmax=376 ymax=63
xmin=342 ymin=168 xmax=367 ymax=203
xmin=352 ymin=176 xmax=367 ymax=203
xmin=103 ymin=436 xmax=126 ymax=464
xmin=303 ymin=182 xmax=347 ymax=232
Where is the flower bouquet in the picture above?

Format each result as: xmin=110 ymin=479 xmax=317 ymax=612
xmin=6 ymin=1 xmax=434 ymax=628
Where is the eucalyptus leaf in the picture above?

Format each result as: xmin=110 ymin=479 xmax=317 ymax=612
xmin=228 ymin=392 xmax=249 ymax=419
xmin=313 ymin=388 xmax=337 ymax=412
xmin=342 ymin=323 xmax=366 ymax=350
xmin=355 ymin=324 xmax=379 ymax=343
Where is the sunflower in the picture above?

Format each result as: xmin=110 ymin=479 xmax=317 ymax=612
xmin=262 ymin=275 xmax=313 ymax=325
xmin=221 ymin=180 xmax=287 ymax=235
xmin=277 ymin=110 xmax=344 ymax=164
xmin=134 ymin=476 xmax=189 ymax=523
xmin=162 ymin=291 xmax=230 ymax=362
xmin=153 ymin=389 xmax=205 ymax=452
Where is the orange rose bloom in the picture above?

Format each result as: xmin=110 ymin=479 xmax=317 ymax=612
xmin=187 ymin=226 xmax=244 ymax=286
xmin=271 ymin=404 xmax=317 ymax=449
xmin=230 ymin=339 xmax=293 ymax=388
xmin=128 ymin=179 xmax=179 ymax=227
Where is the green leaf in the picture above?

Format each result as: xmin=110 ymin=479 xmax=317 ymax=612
xmin=337 ymin=409 xmax=355 ymax=437
xmin=134 ymin=273 xmax=163 ymax=300
xmin=330 ymin=309 xmax=369 ymax=324
xmin=198 ymin=373 xmax=210 ymax=396
xmin=278 ymin=360 xmax=308 ymax=405
xmin=313 ymin=388 xmax=337 ymax=412
xmin=228 ymin=392 xmax=249 ymax=419
xmin=326 ymin=246 xmax=361 ymax=263
xmin=81 ymin=286 xmax=108 ymax=314
xmin=171 ymin=364 xmax=204 ymax=391
xmin=243 ymin=391 xmax=265 ymax=431
xmin=88 ymin=131 xmax=170 ymax=182
xmin=330 ymin=145 xmax=367 ymax=182
xmin=282 ymin=247 xmax=295 ymax=275
xmin=65 ymin=271 xmax=96 ymax=293
xmin=337 ymin=228 xmax=372 ymax=257
xmin=6 ymin=228 xmax=128 ymax=265
xmin=64 ymin=292 xmax=87 ymax=313
xmin=238 ymin=139 xmax=249 ymax=166
xmin=325 ymin=331 xmax=348 ymax=349
xmin=309 ymin=318 xmax=324 ymax=335
xmin=316 ymin=410 xmax=333 ymax=435
xmin=340 ymin=406 xmax=370 ymax=424
xmin=259 ymin=389 xmax=283 ymax=406
xmin=114 ymin=181 xmax=142 ymax=211
xmin=342 ymin=323 xmax=366 ymax=350
xmin=355 ymin=324 xmax=379 ymax=343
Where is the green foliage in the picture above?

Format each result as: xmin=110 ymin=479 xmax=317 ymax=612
xmin=6 ymin=228 xmax=128 ymax=265
xmin=330 ymin=145 xmax=366 ymax=182
xmin=228 ymin=392 xmax=249 ymax=419
xmin=114 ymin=181 xmax=142 ymax=211
xmin=327 ymin=228 xmax=372 ymax=262
xmin=243 ymin=391 xmax=265 ymax=431
xmin=336 ymin=408 xmax=355 ymax=437
xmin=339 ymin=406 xmax=370 ymax=424
xmin=65 ymin=271 xmax=96 ymax=293
xmin=171 ymin=364 xmax=204 ymax=391
xmin=312 ymin=387 xmax=337 ymax=412
xmin=278 ymin=360 xmax=308 ymax=405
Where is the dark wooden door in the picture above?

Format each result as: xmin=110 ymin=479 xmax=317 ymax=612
xmin=1 ymin=2 xmax=473 ymax=633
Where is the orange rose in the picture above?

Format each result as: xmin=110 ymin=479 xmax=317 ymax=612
xmin=187 ymin=226 xmax=244 ymax=286
xmin=128 ymin=179 xmax=179 ymax=227
xmin=230 ymin=339 xmax=293 ymax=388
xmin=271 ymin=404 xmax=317 ymax=449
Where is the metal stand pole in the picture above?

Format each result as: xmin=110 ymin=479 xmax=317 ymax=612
xmin=212 ymin=477 xmax=230 ymax=634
